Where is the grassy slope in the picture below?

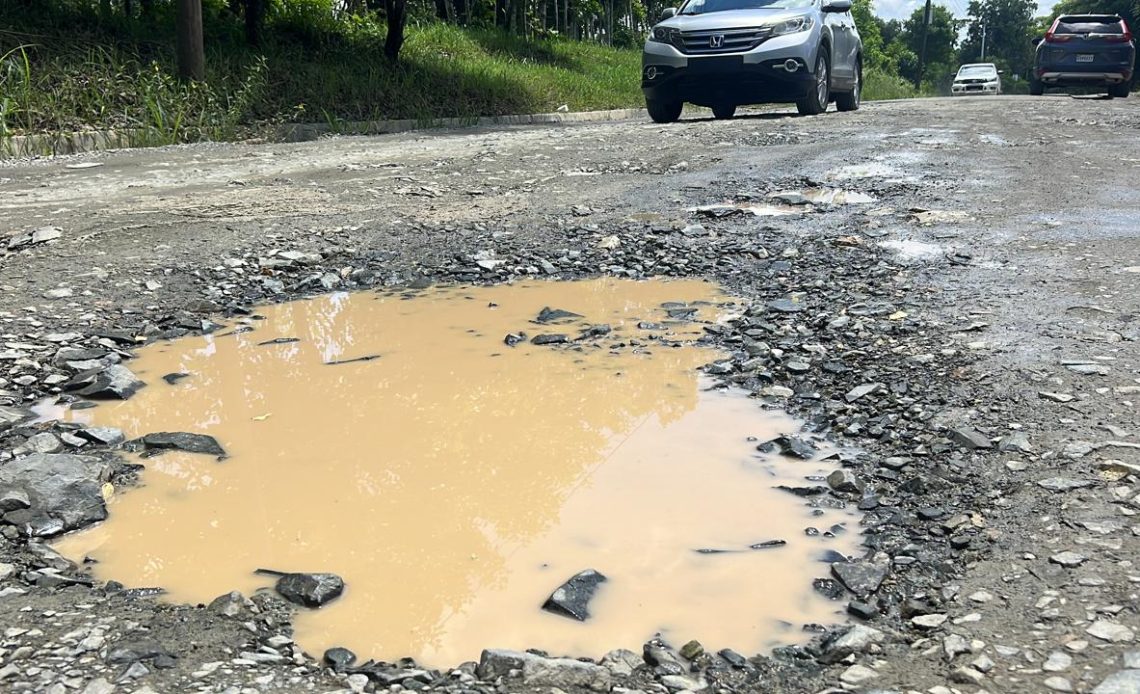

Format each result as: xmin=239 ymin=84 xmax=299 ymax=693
xmin=1 ymin=10 xmax=915 ymax=144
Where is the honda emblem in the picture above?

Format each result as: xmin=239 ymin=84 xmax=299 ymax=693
xmin=710 ymin=34 xmax=724 ymax=48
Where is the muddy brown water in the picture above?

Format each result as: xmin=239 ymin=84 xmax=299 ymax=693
xmin=50 ymin=279 xmax=858 ymax=666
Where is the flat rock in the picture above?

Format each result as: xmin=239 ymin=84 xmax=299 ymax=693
xmin=274 ymin=572 xmax=344 ymax=607
xmin=845 ymin=383 xmax=883 ymax=403
xmin=1091 ymin=670 xmax=1140 ymax=694
xmin=912 ymin=613 xmax=948 ymax=629
xmin=831 ymin=561 xmax=888 ymax=597
xmin=1088 ymin=621 xmax=1136 ymax=643
xmin=477 ymin=649 xmax=612 ymax=691
xmin=542 ymin=569 xmax=607 ymax=621
xmin=0 ymin=454 xmax=110 ymax=536
xmin=535 ymin=307 xmax=583 ymax=323
xmin=66 ymin=365 xmax=145 ymax=400
xmin=827 ymin=469 xmax=865 ymax=494
xmin=0 ymin=406 xmax=34 ymax=433
xmin=136 ymin=432 xmax=225 ymax=457
xmin=1038 ymin=477 xmax=1094 ymax=492
xmin=1049 ymin=551 xmax=1087 ymax=567
xmin=948 ymin=427 xmax=991 ymax=449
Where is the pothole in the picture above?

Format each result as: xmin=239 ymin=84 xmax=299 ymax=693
xmin=46 ymin=278 xmax=859 ymax=666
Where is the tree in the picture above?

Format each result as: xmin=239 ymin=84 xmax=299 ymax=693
xmin=887 ymin=4 xmax=959 ymax=87
xmin=384 ymin=0 xmax=408 ymax=60
xmin=176 ymin=0 xmax=205 ymax=81
xmin=851 ymin=0 xmax=887 ymax=70
xmin=960 ymin=0 xmax=1036 ymax=77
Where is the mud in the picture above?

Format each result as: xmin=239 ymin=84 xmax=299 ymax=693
xmin=48 ymin=280 xmax=857 ymax=665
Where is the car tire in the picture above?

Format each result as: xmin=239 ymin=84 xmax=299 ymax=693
xmin=1109 ymin=82 xmax=1131 ymax=98
xmin=646 ymin=99 xmax=683 ymax=124
xmin=797 ymin=49 xmax=831 ymax=116
xmin=1029 ymin=78 xmax=1044 ymax=96
xmin=712 ymin=103 xmax=736 ymax=119
xmin=836 ymin=59 xmax=861 ymax=112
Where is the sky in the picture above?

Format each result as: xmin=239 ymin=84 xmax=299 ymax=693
xmin=873 ymin=0 xmax=1058 ymax=21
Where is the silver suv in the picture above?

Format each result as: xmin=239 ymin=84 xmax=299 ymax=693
xmin=642 ymin=0 xmax=863 ymax=121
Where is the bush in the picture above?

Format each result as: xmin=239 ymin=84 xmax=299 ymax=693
xmin=863 ymin=68 xmax=920 ymax=101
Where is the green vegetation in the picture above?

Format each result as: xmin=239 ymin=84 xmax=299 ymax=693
xmin=12 ymin=0 xmax=1065 ymax=148
xmin=1 ymin=3 xmax=643 ymax=144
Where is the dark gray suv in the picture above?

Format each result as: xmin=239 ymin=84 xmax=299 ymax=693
xmin=1031 ymin=14 xmax=1135 ymax=97
xmin=641 ymin=0 xmax=863 ymax=122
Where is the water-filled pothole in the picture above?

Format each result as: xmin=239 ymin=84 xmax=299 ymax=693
xmin=49 ymin=279 xmax=858 ymax=666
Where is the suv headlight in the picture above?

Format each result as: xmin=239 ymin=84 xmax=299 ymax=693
xmin=649 ymin=26 xmax=678 ymax=43
xmin=770 ymin=15 xmax=814 ymax=36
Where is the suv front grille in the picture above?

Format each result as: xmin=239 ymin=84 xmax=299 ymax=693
xmin=672 ymin=27 xmax=773 ymax=54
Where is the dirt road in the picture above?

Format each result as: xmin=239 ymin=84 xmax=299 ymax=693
xmin=1 ymin=96 xmax=1139 ymax=693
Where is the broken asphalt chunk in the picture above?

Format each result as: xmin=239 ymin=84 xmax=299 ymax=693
xmin=65 ymin=365 xmax=145 ymax=400
xmin=830 ymin=561 xmax=888 ymax=598
xmin=542 ymin=569 xmax=607 ymax=621
xmin=134 ymin=432 xmax=226 ymax=458
xmin=0 ymin=454 xmax=110 ymax=536
xmin=324 ymin=355 xmax=380 ymax=366
xmin=531 ymin=334 xmax=568 ymax=345
xmin=536 ymin=307 xmax=583 ymax=323
xmin=757 ymin=435 xmax=817 ymax=459
xmin=948 ymin=427 xmax=992 ymax=450
xmin=272 ymin=572 xmax=345 ymax=608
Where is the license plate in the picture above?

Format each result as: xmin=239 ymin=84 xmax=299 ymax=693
xmin=1076 ymin=54 xmax=1095 ymax=62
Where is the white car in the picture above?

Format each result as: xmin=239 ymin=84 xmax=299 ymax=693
xmin=951 ymin=63 xmax=1002 ymax=96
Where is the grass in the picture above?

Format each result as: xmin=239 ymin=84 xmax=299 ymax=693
xmin=862 ymin=68 xmax=921 ymax=101
xmin=0 ymin=11 xmax=643 ymax=145
xmin=1 ymin=7 xmax=925 ymax=148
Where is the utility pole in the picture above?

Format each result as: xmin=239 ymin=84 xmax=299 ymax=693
xmin=175 ymin=0 xmax=205 ymax=81
xmin=916 ymin=0 xmax=932 ymax=88
xmin=980 ymin=19 xmax=987 ymax=60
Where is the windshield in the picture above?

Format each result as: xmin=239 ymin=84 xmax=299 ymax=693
xmin=957 ymin=66 xmax=996 ymax=78
xmin=1055 ymin=16 xmax=1124 ymax=34
xmin=678 ymin=0 xmax=814 ymax=15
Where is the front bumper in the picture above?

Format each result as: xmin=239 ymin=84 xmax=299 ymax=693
xmin=951 ymin=83 xmax=999 ymax=95
xmin=641 ymin=29 xmax=819 ymax=106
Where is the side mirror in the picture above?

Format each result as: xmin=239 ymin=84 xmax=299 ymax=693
xmin=660 ymin=7 xmax=677 ymax=20
xmin=1032 ymin=36 xmax=1043 ymax=45
xmin=997 ymin=69 xmax=1004 ymax=74
xmin=822 ymin=0 xmax=852 ymax=11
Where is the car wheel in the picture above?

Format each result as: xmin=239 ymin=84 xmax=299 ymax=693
xmin=836 ymin=59 xmax=861 ymax=112
xmin=711 ymin=103 xmax=736 ymax=120
xmin=646 ymin=99 xmax=683 ymax=124
xmin=1109 ymin=82 xmax=1131 ymax=98
xmin=1029 ymin=78 xmax=1044 ymax=96
xmin=797 ymin=49 xmax=830 ymax=116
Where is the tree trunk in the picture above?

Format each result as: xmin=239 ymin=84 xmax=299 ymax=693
xmin=244 ymin=0 xmax=266 ymax=46
xmin=454 ymin=0 xmax=467 ymax=24
xmin=176 ymin=0 xmax=206 ymax=82
xmin=140 ymin=0 xmax=154 ymax=19
xmin=434 ymin=0 xmax=449 ymax=20
xmin=124 ymin=0 xmax=133 ymax=18
xmin=383 ymin=0 xmax=408 ymax=60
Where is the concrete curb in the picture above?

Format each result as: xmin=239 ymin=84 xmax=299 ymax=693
xmin=0 ymin=107 xmax=648 ymax=159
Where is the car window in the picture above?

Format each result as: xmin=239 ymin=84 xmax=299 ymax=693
xmin=957 ymin=66 xmax=996 ymax=78
xmin=1055 ymin=17 xmax=1124 ymax=34
xmin=679 ymin=0 xmax=815 ymax=15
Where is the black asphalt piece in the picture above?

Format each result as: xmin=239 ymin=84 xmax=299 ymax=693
xmin=162 ymin=372 xmax=191 ymax=385
xmin=135 ymin=432 xmax=226 ymax=457
xmin=830 ymin=561 xmax=888 ymax=598
xmin=503 ymin=332 xmax=527 ymax=346
xmin=535 ymin=307 xmax=583 ymax=323
xmin=749 ymin=540 xmax=787 ymax=550
xmin=542 ymin=569 xmax=608 ymax=621
xmin=257 ymin=337 xmax=300 ymax=346
xmin=531 ymin=334 xmax=568 ymax=345
xmin=273 ymin=573 xmax=345 ymax=608
xmin=324 ymin=355 xmax=381 ymax=366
